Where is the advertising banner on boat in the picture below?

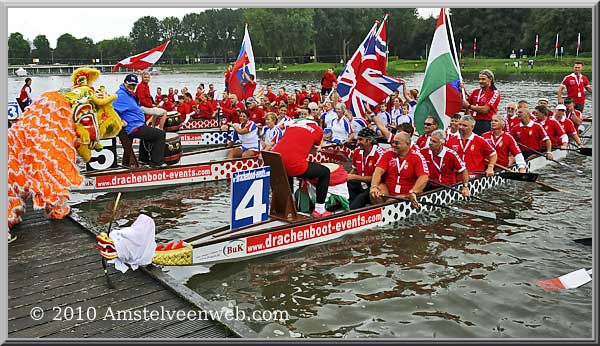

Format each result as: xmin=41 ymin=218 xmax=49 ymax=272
xmin=193 ymin=207 xmax=384 ymax=264
xmin=230 ymin=166 xmax=271 ymax=230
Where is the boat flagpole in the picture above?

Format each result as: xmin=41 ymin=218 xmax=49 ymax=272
xmin=445 ymin=8 xmax=466 ymax=100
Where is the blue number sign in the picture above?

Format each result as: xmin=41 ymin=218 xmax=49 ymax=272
xmin=8 ymin=101 xmax=20 ymax=121
xmin=231 ymin=166 xmax=271 ymax=230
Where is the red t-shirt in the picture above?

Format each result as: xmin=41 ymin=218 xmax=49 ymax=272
xmin=481 ymin=131 xmax=522 ymax=168
xmin=446 ymin=133 xmax=496 ymax=174
xmin=243 ymin=80 xmax=257 ymax=100
xmin=309 ymin=92 xmax=321 ymax=103
xmin=248 ymin=106 xmax=265 ymax=125
xmin=321 ymin=72 xmax=338 ymax=89
xmin=155 ymin=94 xmax=162 ymax=105
xmin=225 ymin=69 xmax=232 ymax=83
xmin=265 ymin=91 xmax=277 ymax=103
xmin=506 ymin=114 xmax=520 ymax=132
xmin=467 ymin=88 xmax=501 ymax=121
xmin=296 ymin=92 xmax=308 ymax=106
xmin=352 ymin=145 xmax=385 ymax=177
xmin=195 ymin=101 xmax=215 ymax=119
xmin=375 ymin=150 xmax=429 ymax=196
xmin=287 ymin=104 xmax=300 ymax=118
xmin=555 ymin=117 xmax=577 ymax=136
xmin=538 ymin=118 xmax=566 ymax=147
xmin=276 ymin=93 xmax=289 ymax=104
xmin=177 ymin=102 xmax=192 ymax=121
xmin=416 ymin=134 xmax=430 ymax=149
xmin=161 ymin=100 xmax=174 ymax=112
xmin=420 ymin=147 xmax=465 ymax=185
xmin=509 ymin=120 xmax=549 ymax=154
xmin=561 ymin=73 xmax=590 ymax=104
xmin=273 ymin=120 xmax=323 ymax=177
xmin=566 ymin=109 xmax=583 ymax=123
xmin=135 ymin=81 xmax=154 ymax=108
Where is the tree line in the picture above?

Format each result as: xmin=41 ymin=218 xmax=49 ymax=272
xmin=7 ymin=8 xmax=592 ymax=66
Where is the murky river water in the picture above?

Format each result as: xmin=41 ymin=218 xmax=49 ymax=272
xmin=22 ymin=72 xmax=594 ymax=338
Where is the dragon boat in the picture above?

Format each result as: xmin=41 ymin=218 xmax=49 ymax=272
xmin=95 ymin=141 xmax=590 ymax=269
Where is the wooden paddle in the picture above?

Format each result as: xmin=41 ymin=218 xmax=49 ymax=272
xmin=383 ymin=195 xmax=497 ymax=220
xmin=102 ymin=192 xmax=122 ymax=289
xmin=517 ymin=142 xmax=584 ymax=174
xmin=494 ymin=163 xmax=572 ymax=194
xmin=428 ymin=179 xmax=514 ymax=214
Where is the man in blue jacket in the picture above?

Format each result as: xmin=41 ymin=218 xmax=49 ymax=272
xmin=113 ymin=74 xmax=166 ymax=167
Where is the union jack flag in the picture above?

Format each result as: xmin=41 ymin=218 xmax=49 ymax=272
xmin=336 ymin=15 xmax=403 ymax=117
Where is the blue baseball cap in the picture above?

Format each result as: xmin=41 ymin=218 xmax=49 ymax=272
xmin=124 ymin=74 xmax=139 ymax=85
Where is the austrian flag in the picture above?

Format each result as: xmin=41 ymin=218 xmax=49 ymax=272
xmin=112 ymin=41 xmax=171 ymax=72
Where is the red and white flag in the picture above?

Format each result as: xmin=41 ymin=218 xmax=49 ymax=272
xmin=554 ymin=33 xmax=559 ymax=58
xmin=534 ymin=34 xmax=539 ymax=57
xmin=459 ymin=38 xmax=463 ymax=59
xmin=537 ymin=268 xmax=592 ymax=291
xmin=112 ymin=41 xmax=171 ymax=72
xmin=576 ymin=32 xmax=581 ymax=56
xmin=473 ymin=37 xmax=477 ymax=58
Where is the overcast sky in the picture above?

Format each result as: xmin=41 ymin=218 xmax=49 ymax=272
xmin=8 ymin=7 xmax=438 ymax=48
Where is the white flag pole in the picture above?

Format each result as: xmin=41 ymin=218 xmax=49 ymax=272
xmin=445 ymin=8 xmax=466 ymax=100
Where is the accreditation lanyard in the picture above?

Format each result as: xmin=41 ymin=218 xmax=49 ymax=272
xmin=573 ymin=73 xmax=583 ymax=97
xmin=360 ymin=148 xmax=375 ymax=175
xmin=488 ymin=134 xmax=503 ymax=149
xmin=394 ymin=157 xmax=408 ymax=194
xmin=458 ymin=137 xmax=473 ymax=162
xmin=429 ymin=148 xmax=446 ymax=181
xmin=474 ymin=89 xmax=485 ymax=116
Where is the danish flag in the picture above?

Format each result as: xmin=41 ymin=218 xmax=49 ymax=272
xmin=112 ymin=41 xmax=170 ymax=72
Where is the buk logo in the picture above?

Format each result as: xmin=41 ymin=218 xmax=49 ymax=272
xmin=223 ymin=239 xmax=245 ymax=256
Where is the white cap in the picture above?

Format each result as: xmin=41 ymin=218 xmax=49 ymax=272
xmin=556 ymin=104 xmax=567 ymax=110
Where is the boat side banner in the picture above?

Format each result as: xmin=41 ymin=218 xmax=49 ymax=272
xmin=230 ymin=166 xmax=271 ymax=230
xmin=94 ymin=164 xmax=213 ymax=188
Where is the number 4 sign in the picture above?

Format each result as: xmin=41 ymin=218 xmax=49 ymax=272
xmin=231 ymin=166 xmax=271 ymax=230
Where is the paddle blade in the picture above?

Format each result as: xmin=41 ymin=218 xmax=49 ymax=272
xmin=578 ymin=147 xmax=592 ymax=156
xmin=500 ymin=171 xmax=539 ymax=182
xmin=448 ymin=205 xmax=497 ymax=220
xmin=536 ymin=268 xmax=592 ymax=291
xmin=574 ymin=237 xmax=592 ymax=246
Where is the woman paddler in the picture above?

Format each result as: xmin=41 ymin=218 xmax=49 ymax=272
xmin=272 ymin=116 xmax=331 ymax=218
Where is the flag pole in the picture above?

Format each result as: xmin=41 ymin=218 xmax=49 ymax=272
xmin=445 ymin=8 xmax=466 ymax=100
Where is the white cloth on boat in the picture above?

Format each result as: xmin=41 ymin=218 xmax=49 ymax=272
xmin=108 ymin=214 xmax=157 ymax=273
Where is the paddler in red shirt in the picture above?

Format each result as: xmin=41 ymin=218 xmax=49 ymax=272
xmin=421 ymin=129 xmax=470 ymax=196
xmin=509 ymin=108 xmax=552 ymax=160
xmin=445 ymin=115 xmax=497 ymax=177
xmin=370 ymin=131 xmax=429 ymax=208
xmin=272 ymin=117 xmax=331 ymax=218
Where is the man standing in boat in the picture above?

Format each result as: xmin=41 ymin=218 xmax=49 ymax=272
xmin=136 ymin=72 xmax=167 ymax=130
xmin=273 ymin=117 xmax=331 ymax=218
xmin=17 ymin=77 xmax=32 ymax=112
xmin=558 ymin=61 xmax=592 ymax=111
xmin=369 ymin=131 xmax=429 ymax=208
xmin=321 ymin=67 xmax=338 ymax=101
xmin=446 ymin=115 xmax=497 ymax=177
xmin=462 ymin=69 xmax=501 ymax=135
xmin=347 ymin=128 xmax=385 ymax=210
xmin=113 ymin=74 xmax=166 ymax=168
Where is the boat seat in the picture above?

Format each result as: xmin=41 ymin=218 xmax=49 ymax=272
xmin=261 ymin=151 xmax=308 ymax=222
xmin=118 ymin=129 xmax=139 ymax=168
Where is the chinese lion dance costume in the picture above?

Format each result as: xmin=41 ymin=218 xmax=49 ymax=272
xmin=8 ymin=68 xmax=123 ymax=228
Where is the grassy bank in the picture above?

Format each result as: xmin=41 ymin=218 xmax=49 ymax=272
xmin=163 ymin=56 xmax=592 ymax=75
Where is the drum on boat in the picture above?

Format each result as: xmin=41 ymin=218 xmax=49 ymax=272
xmin=164 ymin=111 xmax=182 ymax=132
xmin=164 ymin=133 xmax=182 ymax=165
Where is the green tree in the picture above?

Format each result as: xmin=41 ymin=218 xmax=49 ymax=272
xmin=96 ymin=37 xmax=134 ymax=64
xmin=180 ymin=12 xmax=205 ymax=63
xmin=130 ymin=16 xmax=162 ymax=52
xmin=523 ymin=8 xmax=592 ymax=56
xmin=8 ymin=32 xmax=31 ymax=65
xmin=32 ymin=35 xmax=51 ymax=64
xmin=54 ymin=33 xmax=79 ymax=64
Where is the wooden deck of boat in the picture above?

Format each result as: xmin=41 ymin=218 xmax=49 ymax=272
xmin=7 ymin=208 xmax=248 ymax=339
